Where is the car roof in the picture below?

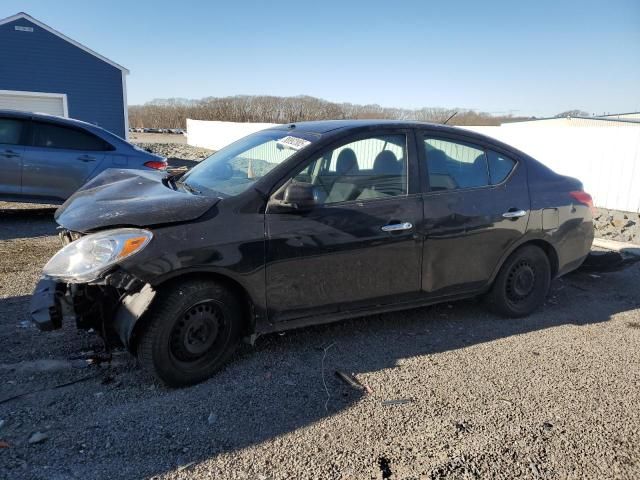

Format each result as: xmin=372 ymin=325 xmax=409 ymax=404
xmin=269 ymin=119 xmax=499 ymax=140
xmin=270 ymin=119 xmax=517 ymax=149
xmin=0 ymin=108 xmax=106 ymax=130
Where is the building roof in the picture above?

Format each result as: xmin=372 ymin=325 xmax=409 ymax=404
xmin=0 ymin=12 xmax=129 ymax=74
xmin=597 ymin=111 xmax=640 ymax=118
xmin=502 ymin=115 xmax=640 ymax=127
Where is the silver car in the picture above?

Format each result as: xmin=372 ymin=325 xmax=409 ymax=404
xmin=0 ymin=110 xmax=167 ymax=204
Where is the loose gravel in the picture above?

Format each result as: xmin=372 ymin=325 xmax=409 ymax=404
xmin=133 ymin=143 xmax=213 ymax=169
xmin=1 ymin=203 xmax=639 ymax=480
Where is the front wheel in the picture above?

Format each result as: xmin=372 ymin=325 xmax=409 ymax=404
xmin=136 ymin=279 xmax=242 ymax=387
xmin=485 ymin=245 xmax=551 ymax=318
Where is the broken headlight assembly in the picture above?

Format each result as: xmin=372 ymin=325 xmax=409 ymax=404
xmin=42 ymin=228 xmax=153 ymax=283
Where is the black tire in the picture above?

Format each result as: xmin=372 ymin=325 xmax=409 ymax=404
xmin=136 ymin=279 xmax=242 ymax=387
xmin=485 ymin=245 xmax=551 ymax=318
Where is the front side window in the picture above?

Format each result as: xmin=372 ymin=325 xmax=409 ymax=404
xmin=291 ymin=134 xmax=407 ymax=204
xmin=32 ymin=122 xmax=109 ymax=151
xmin=0 ymin=118 xmax=26 ymax=145
xmin=424 ymin=137 xmax=489 ymax=191
xmin=180 ymin=130 xmax=316 ymax=197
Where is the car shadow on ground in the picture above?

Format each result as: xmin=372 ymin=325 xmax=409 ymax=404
xmin=0 ymin=207 xmax=58 ymax=241
xmin=0 ymin=261 xmax=638 ymax=478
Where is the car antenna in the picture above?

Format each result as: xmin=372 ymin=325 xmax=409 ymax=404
xmin=443 ymin=111 xmax=458 ymax=125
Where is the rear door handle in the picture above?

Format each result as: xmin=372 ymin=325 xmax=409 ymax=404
xmin=1 ymin=150 xmax=20 ymax=158
xmin=502 ymin=209 xmax=527 ymax=219
xmin=77 ymin=155 xmax=96 ymax=162
xmin=381 ymin=222 xmax=413 ymax=232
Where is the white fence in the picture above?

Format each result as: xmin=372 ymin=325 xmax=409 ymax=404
xmin=186 ymin=119 xmax=278 ymax=151
xmin=463 ymin=126 xmax=640 ymax=213
xmin=187 ymin=119 xmax=640 ymax=213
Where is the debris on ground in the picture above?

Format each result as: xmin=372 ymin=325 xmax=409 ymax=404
xmin=454 ymin=421 xmax=472 ymax=433
xmin=177 ymin=461 xmax=196 ymax=472
xmin=381 ymin=399 xmax=413 ymax=406
xmin=335 ymin=371 xmax=364 ymax=391
xmin=207 ymin=413 xmax=217 ymax=425
xmin=27 ymin=432 xmax=48 ymax=444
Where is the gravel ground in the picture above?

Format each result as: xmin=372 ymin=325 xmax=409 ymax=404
xmin=0 ymin=202 xmax=639 ymax=480
xmin=129 ymin=133 xmax=188 ymax=145
xmin=133 ymin=142 xmax=213 ymax=170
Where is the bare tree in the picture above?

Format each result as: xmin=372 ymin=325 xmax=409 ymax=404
xmin=128 ymin=95 xmax=532 ymax=129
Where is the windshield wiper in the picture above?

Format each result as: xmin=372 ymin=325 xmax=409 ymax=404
xmin=164 ymin=171 xmax=185 ymax=191
xmin=176 ymin=179 xmax=201 ymax=195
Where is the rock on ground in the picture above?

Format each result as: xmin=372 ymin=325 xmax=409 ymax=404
xmin=593 ymin=207 xmax=640 ymax=244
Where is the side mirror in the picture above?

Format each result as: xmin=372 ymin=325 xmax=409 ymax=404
xmin=283 ymin=182 xmax=316 ymax=211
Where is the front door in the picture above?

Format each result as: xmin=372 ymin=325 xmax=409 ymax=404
xmin=0 ymin=116 xmax=28 ymax=196
xmin=418 ymin=133 xmax=530 ymax=295
xmin=265 ymin=131 xmax=423 ymax=322
xmin=21 ymin=120 xmax=106 ymax=201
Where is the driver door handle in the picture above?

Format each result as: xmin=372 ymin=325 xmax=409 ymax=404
xmin=1 ymin=150 xmax=20 ymax=158
xmin=77 ymin=155 xmax=96 ymax=162
xmin=502 ymin=209 xmax=527 ymax=219
xmin=381 ymin=222 xmax=413 ymax=232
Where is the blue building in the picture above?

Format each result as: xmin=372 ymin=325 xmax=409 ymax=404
xmin=0 ymin=12 xmax=129 ymax=138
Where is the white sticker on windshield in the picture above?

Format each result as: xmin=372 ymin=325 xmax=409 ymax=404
xmin=276 ymin=136 xmax=311 ymax=151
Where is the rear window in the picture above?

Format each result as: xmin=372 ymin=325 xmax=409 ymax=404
xmin=32 ymin=121 xmax=111 ymax=151
xmin=0 ymin=118 xmax=26 ymax=145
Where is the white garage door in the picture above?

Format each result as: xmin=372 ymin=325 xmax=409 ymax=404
xmin=0 ymin=90 xmax=67 ymax=117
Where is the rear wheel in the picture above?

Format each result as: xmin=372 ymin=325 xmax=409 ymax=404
xmin=136 ymin=279 xmax=242 ymax=387
xmin=485 ymin=245 xmax=551 ymax=317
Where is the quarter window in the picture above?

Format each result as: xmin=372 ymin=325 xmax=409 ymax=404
xmin=487 ymin=150 xmax=516 ymax=184
xmin=32 ymin=122 xmax=110 ymax=151
xmin=424 ymin=138 xmax=489 ymax=191
xmin=293 ymin=135 xmax=407 ymax=204
xmin=0 ymin=118 xmax=26 ymax=145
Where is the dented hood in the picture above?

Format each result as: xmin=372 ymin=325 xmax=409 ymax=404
xmin=55 ymin=169 xmax=218 ymax=232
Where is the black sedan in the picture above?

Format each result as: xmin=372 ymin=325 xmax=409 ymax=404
xmin=30 ymin=120 xmax=594 ymax=386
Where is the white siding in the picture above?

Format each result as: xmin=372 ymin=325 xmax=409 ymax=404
xmin=0 ymin=90 xmax=67 ymax=116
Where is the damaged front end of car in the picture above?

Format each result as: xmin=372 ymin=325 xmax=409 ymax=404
xmin=30 ymin=228 xmax=156 ymax=350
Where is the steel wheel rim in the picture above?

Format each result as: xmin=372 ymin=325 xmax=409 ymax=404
xmin=506 ymin=260 xmax=536 ymax=303
xmin=169 ymin=300 xmax=228 ymax=366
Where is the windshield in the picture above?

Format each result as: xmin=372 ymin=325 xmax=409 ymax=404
xmin=179 ymin=130 xmax=315 ymax=197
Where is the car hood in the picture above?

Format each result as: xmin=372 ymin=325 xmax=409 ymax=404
xmin=55 ymin=169 xmax=219 ymax=232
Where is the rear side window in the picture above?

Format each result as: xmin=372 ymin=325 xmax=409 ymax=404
xmin=487 ymin=150 xmax=516 ymax=184
xmin=0 ymin=118 xmax=26 ymax=145
xmin=424 ymin=138 xmax=489 ymax=191
xmin=32 ymin=121 xmax=110 ymax=151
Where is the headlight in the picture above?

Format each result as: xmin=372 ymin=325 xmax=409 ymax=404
xmin=43 ymin=228 xmax=153 ymax=283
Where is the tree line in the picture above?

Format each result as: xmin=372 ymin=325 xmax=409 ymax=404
xmin=128 ymin=95 xmax=533 ymax=129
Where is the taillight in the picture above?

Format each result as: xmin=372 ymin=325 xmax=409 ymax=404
xmin=144 ymin=161 xmax=167 ymax=170
xmin=570 ymin=190 xmax=595 ymax=214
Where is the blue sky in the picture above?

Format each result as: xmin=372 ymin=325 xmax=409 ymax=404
xmin=2 ymin=0 xmax=639 ymax=116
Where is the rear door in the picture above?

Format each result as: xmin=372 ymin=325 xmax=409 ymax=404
xmin=21 ymin=121 xmax=108 ymax=201
xmin=265 ymin=129 xmax=424 ymax=322
xmin=418 ymin=132 xmax=529 ymax=296
xmin=0 ymin=116 xmax=28 ymax=196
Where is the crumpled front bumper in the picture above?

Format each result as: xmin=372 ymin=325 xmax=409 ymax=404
xmin=30 ymin=278 xmax=66 ymax=331
xmin=29 ymin=273 xmax=156 ymax=350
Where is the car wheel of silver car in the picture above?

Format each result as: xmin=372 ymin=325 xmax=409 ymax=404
xmin=486 ymin=244 xmax=551 ymax=318
xmin=136 ymin=279 xmax=242 ymax=387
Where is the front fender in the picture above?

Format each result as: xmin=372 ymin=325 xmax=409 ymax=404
xmin=112 ymin=283 xmax=156 ymax=350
